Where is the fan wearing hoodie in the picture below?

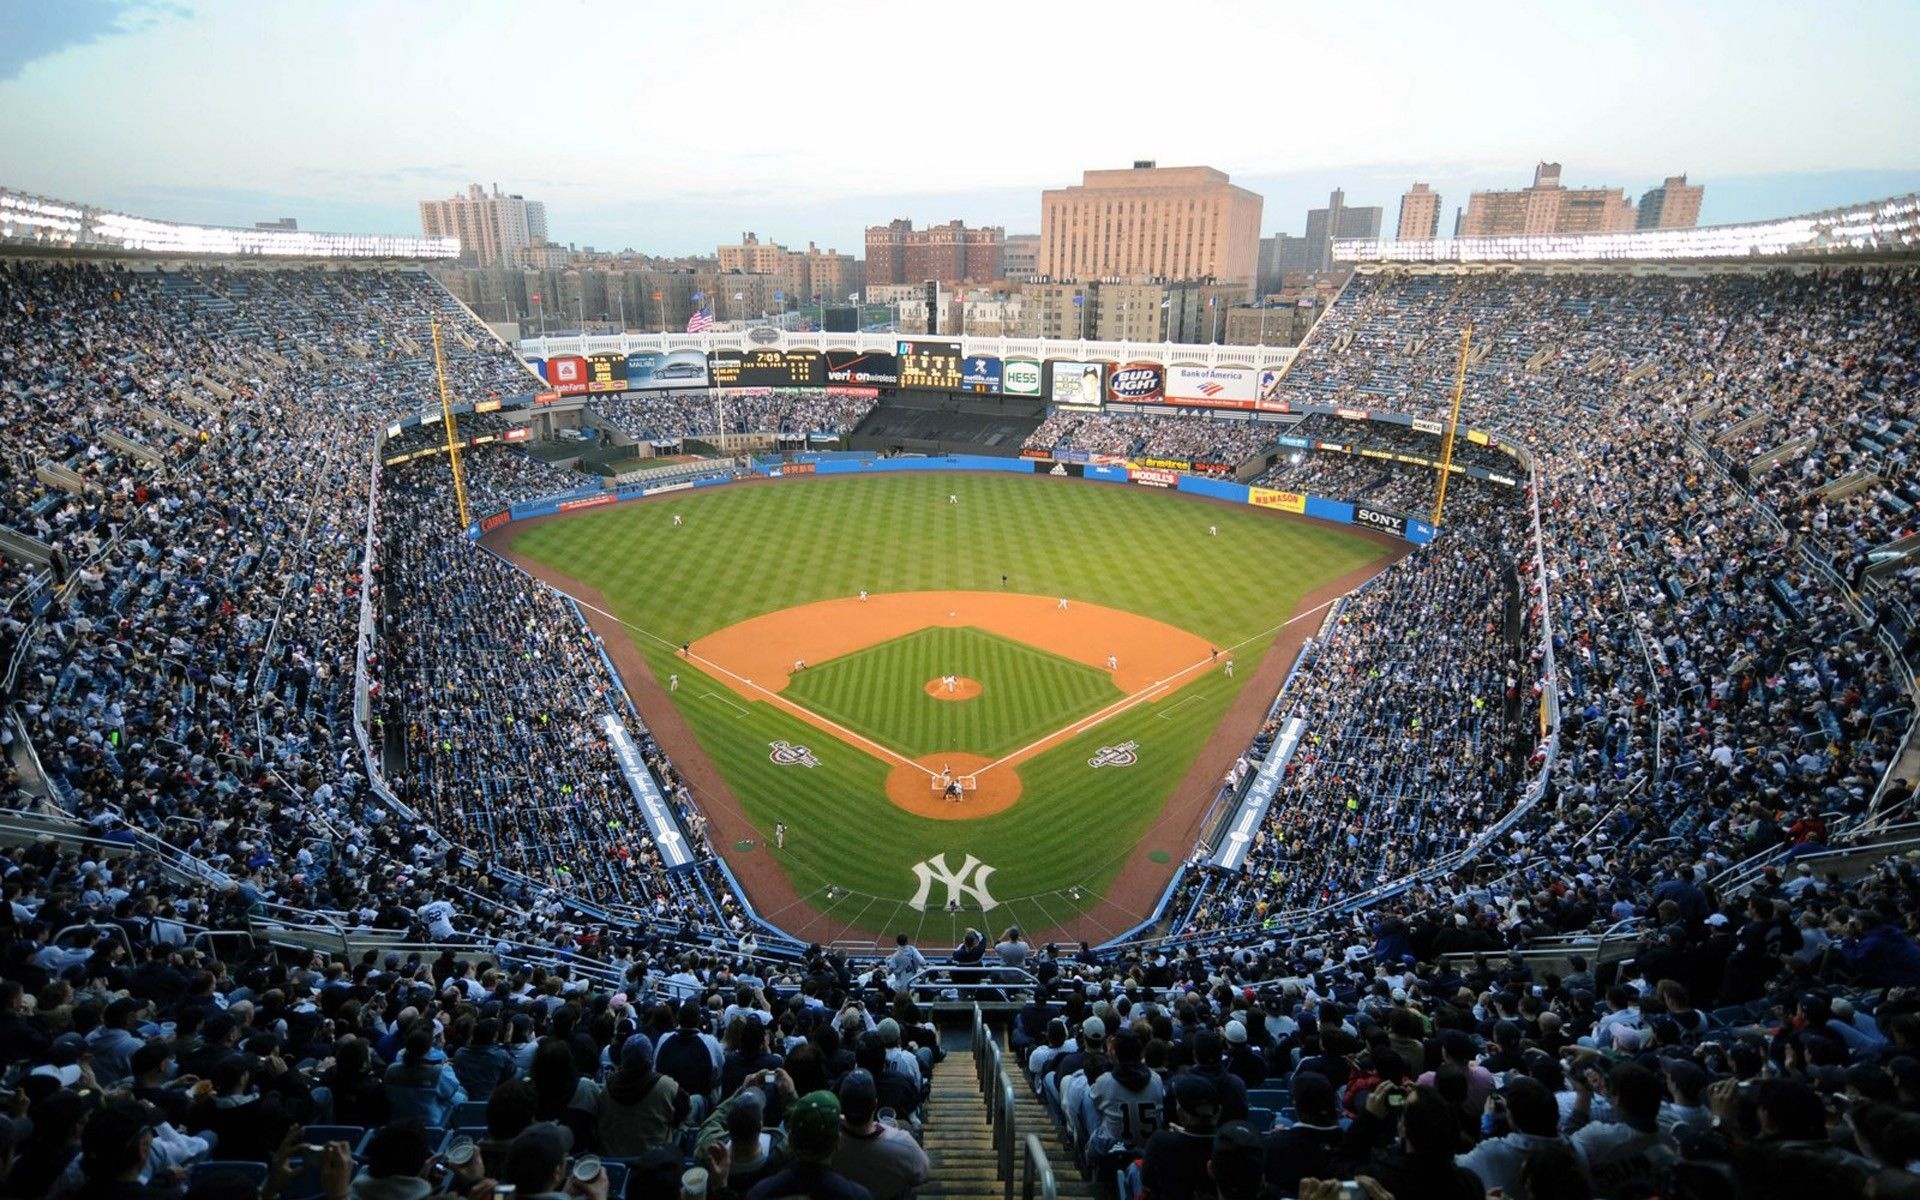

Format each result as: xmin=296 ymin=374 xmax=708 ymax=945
xmin=596 ymin=1034 xmax=688 ymax=1157
xmin=383 ymin=1025 xmax=468 ymax=1126
xmin=1087 ymin=1028 xmax=1165 ymax=1163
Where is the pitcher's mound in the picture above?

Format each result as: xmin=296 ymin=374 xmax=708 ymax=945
xmin=923 ymin=676 xmax=983 ymax=701
xmin=886 ymin=752 xmax=1021 ymax=819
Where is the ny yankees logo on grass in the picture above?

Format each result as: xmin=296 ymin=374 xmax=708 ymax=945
xmin=1088 ymin=740 xmax=1141 ymax=768
xmin=907 ymin=853 xmax=999 ymax=912
xmin=768 ymin=740 xmax=821 ymax=768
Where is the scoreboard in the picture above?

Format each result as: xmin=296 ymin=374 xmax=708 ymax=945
xmin=897 ymin=339 xmax=963 ymax=390
xmin=707 ymin=349 xmax=825 ymax=388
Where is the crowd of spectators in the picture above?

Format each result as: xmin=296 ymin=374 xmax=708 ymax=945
xmin=588 ymin=391 xmax=875 ymax=444
xmin=1026 ymin=411 xmax=1276 ymax=465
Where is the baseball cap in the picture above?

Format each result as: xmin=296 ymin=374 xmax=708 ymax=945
xmin=1705 ymin=913 xmax=1730 ymax=927
xmin=1224 ymin=1019 xmax=1248 ymax=1045
xmin=876 ymin=1017 xmax=902 ymax=1046
xmin=1210 ymin=1121 xmax=1265 ymax=1199
xmin=1171 ymin=1072 xmax=1220 ymax=1115
xmin=787 ymin=1090 xmax=842 ymax=1156
xmin=1082 ymin=1016 xmax=1106 ymax=1042
xmin=838 ymin=1068 xmax=879 ymax=1124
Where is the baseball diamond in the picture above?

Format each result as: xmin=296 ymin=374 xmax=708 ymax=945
xmin=500 ymin=470 xmax=1396 ymax=941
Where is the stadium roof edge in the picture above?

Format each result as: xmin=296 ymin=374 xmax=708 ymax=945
xmin=0 ymin=185 xmax=459 ymax=262
xmin=1333 ymin=192 xmax=1920 ymax=266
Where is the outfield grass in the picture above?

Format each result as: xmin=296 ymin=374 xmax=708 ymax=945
xmin=508 ymin=472 xmax=1389 ymax=929
xmin=782 ymin=626 xmax=1121 ymax=758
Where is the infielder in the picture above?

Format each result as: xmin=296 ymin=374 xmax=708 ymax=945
xmin=1225 ymin=657 xmax=1235 ymax=677
xmin=859 ymin=590 xmax=869 ymax=602
xmin=1057 ymin=597 xmax=1069 ymax=610
xmin=668 ymin=673 xmax=679 ymax=692
xmin=1209 ymin=524 xmax=1217 ymax=536
xmin=1107 ymin=654 xmax=1117 ymax=670
xmin=673 ymin=513 xmax=683 ymax=526
xmin=774 ymin=822 xmax=787 ymax=850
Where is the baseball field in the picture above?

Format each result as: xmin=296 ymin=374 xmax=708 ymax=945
xmin=501 ymin=471 xmax=1395 ymax=945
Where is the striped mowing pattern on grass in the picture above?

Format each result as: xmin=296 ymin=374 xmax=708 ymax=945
xmin=780 ymin=626 xmax=1122 ymax=759
xmin=509 ymin=472 xmax=1393 ymax=917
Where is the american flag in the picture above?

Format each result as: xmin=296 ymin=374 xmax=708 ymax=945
xmin=686 ymin=307 xmax=714 ymax=333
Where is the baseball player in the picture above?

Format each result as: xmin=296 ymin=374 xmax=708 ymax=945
xmin=1057 ymin=596 xmax=1069 ymax=610
xmin=1107 ymin=654 xmax=1117 ymax=670
xmin=948 ymin=493 xmax=958 ymax=505
xmin=673 ymin=513 xmax=683 ymax=526
xmin=1225 ymin=657 xmax=1235 ymax=677
xmin=859 ymin=589 xmax=869 ymax=602
xmin=668 ymin=673 xmax=679 ymax=692
xmin=1208 ymin=524 xmax=1217 ymax=536
xmin=774 ymin=822 xmax=787 ymax=851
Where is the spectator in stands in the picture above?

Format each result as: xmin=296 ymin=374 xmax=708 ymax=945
xmin=384 ymin=1025 xmax=467 ymax=1126
xmin=742 ymin=1089 xmax=870 ymax=1200
xmin=829 ymin=1068 xmax=928 ymax=1200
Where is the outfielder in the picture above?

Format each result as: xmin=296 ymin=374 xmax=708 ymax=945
xmin=774 ymin=822 xmax=787 ymax=850
xmin=668 ymin=673 xmax=679 ymax=693
xmin=673 ymin=513 xmax=683 ymax=526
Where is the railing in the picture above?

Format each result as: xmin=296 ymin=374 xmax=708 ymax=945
xmin=1021 ymin=1134 xmax=1058 ymax=1200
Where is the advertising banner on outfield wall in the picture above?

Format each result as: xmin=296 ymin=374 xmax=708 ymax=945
xmin=1129 ymin=467 xmax=1180 ymax=488
xmin=1353 ymin=504 xmax=1407 ymax=537
xmin=1247 ymin=487 xmax=1307 ymax=513
xmin=1032 ymin=459 xmax=1085 ymax=478
xmin=1256 ymin=367 xmax=1287 ymax=410
xmin=1107 ymin=362 xmax=1165 ymax=405
xmin=1131 ymin=455 xmax=1192 ymax=472
xmin=1002 ymin=358 xmax=1042 ymax=396
xmin=1166 ymin=364 xmax=1257 ymax=408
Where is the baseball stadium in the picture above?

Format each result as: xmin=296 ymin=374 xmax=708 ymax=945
xmin=4 ymin=156 xmax=1920 ymax=1200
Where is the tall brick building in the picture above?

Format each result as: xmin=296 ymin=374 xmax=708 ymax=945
xmin=1040 ymin=162 xmax=1263 ymax=284
xmin=864 ymin=219 xmax=1004 ymax=285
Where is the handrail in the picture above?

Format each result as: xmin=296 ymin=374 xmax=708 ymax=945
xmin=1021 ymin=1133 xmax=1058 ymax=1200
xmin=996 ymin=1068 xmax=1018 ymax=1200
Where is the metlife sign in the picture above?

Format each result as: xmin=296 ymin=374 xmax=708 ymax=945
xmin=599 ymin=714 xmax=695 ymax=869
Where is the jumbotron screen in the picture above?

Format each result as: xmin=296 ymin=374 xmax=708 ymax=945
xmin=897 ymin=339 xmax=962 ymax=390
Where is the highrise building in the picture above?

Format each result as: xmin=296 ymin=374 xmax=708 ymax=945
xmin=1258 ymin=233 xmax=1313 ymax=295
xmin=1040 ymin=162 xmax=1263 ymax=284
xmin=864 ymin=219 xmax=1004 ymax=285
xmin=1637 ymin=175 xmax=1705 ymax=229
xmin=1460 ymin=163 xmax=1639 ymax=237
xmin=717 ymin=234 xmax=862 ymax=309
xmin=419 ymin=183 xmax=549 ymax=267
xmin=1396 ymin=183 xmax=1441 ymax=240
xmin=1303 ymin=189 xmax=1383 ymax=272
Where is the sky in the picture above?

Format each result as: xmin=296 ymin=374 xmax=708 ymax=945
xmin=2 ymin=0 xmax=1918 ymax=254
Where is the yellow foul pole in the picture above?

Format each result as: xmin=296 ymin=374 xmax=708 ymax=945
xmin=431 ymin=320 xmax=471 ymax=530
xmin=1430 ymin=323 xmax=1472 ymax=529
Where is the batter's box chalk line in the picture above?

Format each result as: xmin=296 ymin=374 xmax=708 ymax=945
xmin=701 ymin=691 xmax=750 ymax=717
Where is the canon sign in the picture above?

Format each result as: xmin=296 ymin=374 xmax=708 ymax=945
xmin=1353 ymin=505 xmax=1407 ymax=536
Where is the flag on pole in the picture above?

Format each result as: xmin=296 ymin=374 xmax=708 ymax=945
xmin=686 ymin=308 xmax=714 ymax=333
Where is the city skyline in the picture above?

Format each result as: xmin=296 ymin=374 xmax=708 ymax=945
xmin=3 ymin=0 xmax=1918 ymax=255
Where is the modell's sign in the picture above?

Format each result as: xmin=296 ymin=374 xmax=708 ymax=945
xmin=1129 ymin=467 xmax=1180 ymax=488
xmin=1107 ymin=362 xmax=1164 ymax=404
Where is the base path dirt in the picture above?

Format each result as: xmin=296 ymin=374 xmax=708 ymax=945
xmin=924 ymin=677 xmax=983 ymax=701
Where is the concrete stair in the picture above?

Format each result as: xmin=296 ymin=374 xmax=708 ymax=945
xmin=917 ymin=1025 xmax=1092 ymax=1199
